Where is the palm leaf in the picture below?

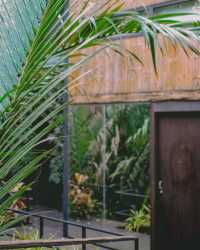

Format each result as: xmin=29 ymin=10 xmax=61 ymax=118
xmin=0 ymin=0 xmax=200 ymax=234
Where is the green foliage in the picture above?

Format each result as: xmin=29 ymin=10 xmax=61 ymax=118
xmin=88 ymin=104 xmax=150 ymax=193
xmin=69 ymin=172 xmax=100 ymax=218
xmin=70 ymin=106 xmax=103 ymax=174
xmin=125 ymin=203 xmax=151 ymax=232
xmin=49 ymin=119 xmax=65 ymax=184
xmin=1 ymin=0 xmax=200 ymax=234
xmin=12 ymin=229 xmax=51 ymax=250
xmin=0 ymin=183 xmax=27 ymax=227
xmin=12 ymin=229 xmax=81 ymax=250
xmin=70 ymin=104 xmax=150 ymax=218
xmin=11 ymin=228 xmax=101 ymax=249
xmin=49 ymin=106 xmax=103 ymax=184
xmin=125 ymin=196 xmax=151 ymax=232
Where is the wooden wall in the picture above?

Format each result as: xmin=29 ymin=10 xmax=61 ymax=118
xmin=70 ymin=0 xmax=171 ymax=10
xmin=69 ymin=0 xmax=200 ymax=104
xmin=122 ymin=0 xmax=173 ymax=9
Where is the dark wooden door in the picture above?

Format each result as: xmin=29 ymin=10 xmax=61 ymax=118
xmin=151 ymin=102 xmax=200 ymax=250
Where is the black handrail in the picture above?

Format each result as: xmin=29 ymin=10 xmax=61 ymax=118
xmin=0 ymin=236 xmax=139 ymax=249
xmin=9 ymin=209 xmax=122 ymax=235
xmin=8 ymin=209 xmax=139 ymax=250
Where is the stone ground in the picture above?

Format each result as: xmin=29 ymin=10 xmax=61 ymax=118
xmin=25 ymin=206 xmax=150 ymax=250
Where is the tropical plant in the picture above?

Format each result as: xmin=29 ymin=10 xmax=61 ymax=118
xmin=0 ymin=0 xmax=200 ymax=236
xmin=0 ymin=182 xmax=27 ymax=227
xmin=88 ymin=104 xmax=150 ymax=193
xmin=80 ymin=104 xmax=150 ymax=218
xmin=69 ymin=172 xmax=99 ymax=218
xmin=49 ymin=105 xmax=102 ymax=184
xmin=125 ymin=203 xmax=151 ymax=233
xmin=109 ymin=105 xmax=150 ymax=193
xmin=125 ymin=195 xmax=151 ymax=233
xmin=12 ymin=229 xmax=51 ymax=250
xmin=70 ymin=106 xmax=103 ymax=176
xmin=12 ymin=229 xmax=101 ymax=250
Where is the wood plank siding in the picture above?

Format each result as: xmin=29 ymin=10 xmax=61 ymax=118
xmin=69 ymin=0 xmax=200 ymax=104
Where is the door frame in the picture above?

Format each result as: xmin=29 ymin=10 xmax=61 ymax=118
xmin=150 ymin=101 xmax=200 ymax=250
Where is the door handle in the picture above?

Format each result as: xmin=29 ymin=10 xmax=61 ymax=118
xmin=158 ymin=180 xmax=163 ymax=194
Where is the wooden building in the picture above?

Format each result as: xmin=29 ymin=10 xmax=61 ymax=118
xmin=69 ymin=0 xmax=200 ymax=104
xmin=69 ymin=1 xmax=200 ymax=250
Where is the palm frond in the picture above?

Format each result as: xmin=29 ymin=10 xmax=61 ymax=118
xmin=0 ymin=0 xmax=200 ymax=233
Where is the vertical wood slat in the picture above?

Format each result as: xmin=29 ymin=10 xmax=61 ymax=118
xmin=69 ymin=36 xmax=200 ymax=104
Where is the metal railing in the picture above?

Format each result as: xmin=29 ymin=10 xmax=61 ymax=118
xmin=8 ymin=209 xmax=139 ymax=250
xmin=0 ymin=236 xmax=138 ymax=249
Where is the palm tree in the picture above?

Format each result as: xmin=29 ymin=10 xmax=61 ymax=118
xmin=0 ymin=0 xmax=200 ymax=233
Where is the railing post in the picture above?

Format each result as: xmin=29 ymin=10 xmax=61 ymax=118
xmin=135 ymin=238 xmax=139 ymax=250
xmin=62 ymin=0 xmax=70 ymax=240
xmin=82 ymin=227 xmax=87 ymax=250
xmin=63 ymin=221 xmax=68 ymax=238
xmin=39 ymin=217 xmax=44 ymax=238
xmin=26 ymin=191 xmax=31 ymax=225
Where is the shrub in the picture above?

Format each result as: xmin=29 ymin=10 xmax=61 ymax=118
xmin=125 ymin=199 xmax=151 ymax=233
xmin=69 ymin=173 xmax=99 ymax=219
